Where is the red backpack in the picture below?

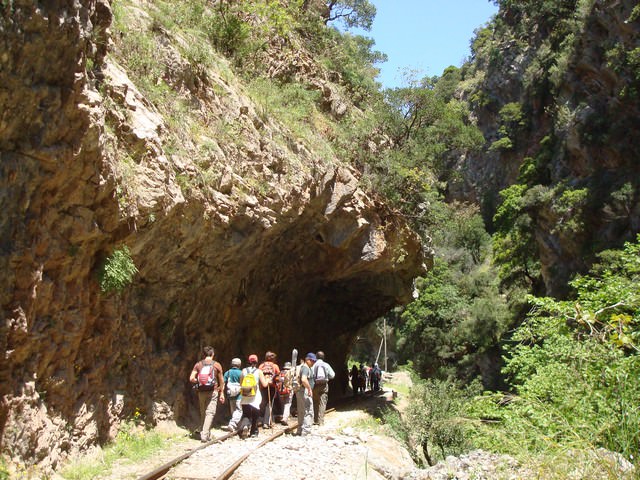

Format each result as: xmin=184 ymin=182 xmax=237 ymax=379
xmin=197 ymin=360 xmax=217 ymax=391
xmin=276 ymin=370 xmax=290 ymax=395
xmin=260 ymin=361 xmax=276 ymax=384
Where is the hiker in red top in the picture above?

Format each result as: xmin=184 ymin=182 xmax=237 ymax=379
xmin=275 ymin=361 xmax=294 ymax=425
xmin=189 ymin=346 xmax=225 ymax=442
xmin=258 ymin=351 xmax=281 ymax=429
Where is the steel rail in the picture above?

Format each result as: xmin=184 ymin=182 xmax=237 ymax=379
xmin=136 ymin=430 xmax=236 ymax=480
xmin=215 ymin=425 xmax=293 ymax=480
xmin=214 ymin=407 xmax=337 ymax=480
xmin=136 ymin=390 xmax=382 ymax=480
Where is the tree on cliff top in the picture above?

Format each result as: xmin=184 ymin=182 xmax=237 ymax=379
xmin=321 ymin=0 xmax=376 ymax=30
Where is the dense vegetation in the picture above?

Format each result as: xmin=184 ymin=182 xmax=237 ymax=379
xmin=326 ymin=0 xmax=639 ymax=475
xmin=96 ymin=0 xmax=640 ymax=476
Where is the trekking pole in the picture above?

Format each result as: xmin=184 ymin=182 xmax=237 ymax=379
xmin=267 ymin=386 xmax=272 ymax=427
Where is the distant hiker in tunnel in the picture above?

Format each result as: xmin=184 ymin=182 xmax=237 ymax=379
xmin=312 ymin=350 xmax=335 ymax=426
xmin=340 ymin=364 xmax=350 ymax=395
xmin=359 ymin=363 xmax=368 ymax=393
xmin=296 ymin=353 xmax=316 ymax=436
xmin=238 ymin=354 xmax=268 ymax=438
xmin=189 ymin=346 xmax=225 ymax=442
xmin=370 ymin=363 xmax=382 ymax=392
xmin=258 ymin=351 xmax=281 ymax=428
xmin=350 ymin=364 xmax=359 ymax=396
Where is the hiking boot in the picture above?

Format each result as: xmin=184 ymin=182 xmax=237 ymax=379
xmin=239 ymin=425 xmax=249 ymax=439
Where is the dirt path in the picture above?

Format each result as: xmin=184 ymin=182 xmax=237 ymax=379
xmin=59 ymin=373 xmax=615 ymax=480
xmin=74 ymin=382 xmax=410 ymax=480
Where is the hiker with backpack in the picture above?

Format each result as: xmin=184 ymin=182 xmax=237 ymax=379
xmin=189 ymin=346 xmax=225 ymax=442
xmin=359 ymin=363 xmax=368 ymax=393
xmin=258 ymin=351 xmax=281 ymax=429
xmin=370 ymin=362 xmax=382 ymax=391
xmin=275 ymin=361 xmax=294 ymax=425
xmin=238 ymin=354 xmax=268 ymax=439
xmin=312 ymin=350 xmax=335 ymax=426
xmin=295 ymin=353 xmax=316 ymax=436
xmin=222 ymin=357 xmax=243 ymax=432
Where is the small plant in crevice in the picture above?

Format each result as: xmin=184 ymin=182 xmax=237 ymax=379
xmin=99 ymin=246 xmax=138 ymax=294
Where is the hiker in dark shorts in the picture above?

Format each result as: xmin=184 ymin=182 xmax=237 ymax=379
xmin=370 ymin=363 xmax=382 ymax=391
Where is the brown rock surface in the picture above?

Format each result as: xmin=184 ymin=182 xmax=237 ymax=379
xmin=0 ymin=0 xmax=427 ymax=472
xmin=452 ymin=0 xmax=640 ymax=296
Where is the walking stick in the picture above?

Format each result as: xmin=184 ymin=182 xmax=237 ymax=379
xmin=267 ymin=385 xmax=272 ymax=427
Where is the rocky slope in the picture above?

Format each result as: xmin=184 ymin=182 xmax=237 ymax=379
xmin=0 ymin=0 xmax=427 ymax=472
xmin=454 ymin=0 xmax=640 ymax=295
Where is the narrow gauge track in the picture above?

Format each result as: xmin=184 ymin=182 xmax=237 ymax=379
xmin=137 ymin=408 xmax=338 ymax=480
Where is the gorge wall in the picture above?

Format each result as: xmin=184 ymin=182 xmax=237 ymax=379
xmin=453 ymin=0 xmax=640 ymax=295
xmin=0 ymin=0 xmax=427 ymax=470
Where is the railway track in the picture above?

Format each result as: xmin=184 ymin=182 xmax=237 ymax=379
xmin=137 ymin=407 xmax=339 ymax=480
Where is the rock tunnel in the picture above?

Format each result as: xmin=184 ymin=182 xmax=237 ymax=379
xmin=129 ymin=167 xmax=428 ymax=412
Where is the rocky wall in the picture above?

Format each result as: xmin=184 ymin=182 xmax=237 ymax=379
xmin=457 ymin=0 xmax=640 ymax=295
xmin=0 ymin=0 xmax=427 ymax=471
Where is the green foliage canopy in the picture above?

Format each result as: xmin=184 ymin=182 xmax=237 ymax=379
xmin=471 ymin=236 xmax=640 ymax=460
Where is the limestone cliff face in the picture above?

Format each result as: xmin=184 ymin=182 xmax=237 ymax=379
xmin=456 ymin=0 xmax=640 ymax=295
xmin=0 ymin=1 xmax=426 ymax=470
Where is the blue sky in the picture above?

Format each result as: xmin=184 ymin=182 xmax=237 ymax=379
xmin=356 ymin=0 xmax=498 ymax=88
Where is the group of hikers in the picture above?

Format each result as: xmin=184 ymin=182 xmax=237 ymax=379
xmin=189 ymin=347 xmax=338 ymax=441
xmin=350 ymin=362 xmax=383 ymax=395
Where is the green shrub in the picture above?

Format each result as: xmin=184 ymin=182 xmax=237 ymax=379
xmin=551 ymin=187 xmax=589 ymax=234
xmin=0 ymin=457 xmax=8 ymax=480
xmin=99 ymin=246 xmax=138 ymax=294
xmin=468 ymin=236 xmax=640 ymax=466
xmin=489 ymin=136 xmax=513 ymax=151
xmin=391 ymin=378 xmax=476 ymax=466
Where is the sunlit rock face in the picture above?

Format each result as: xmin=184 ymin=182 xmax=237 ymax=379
xmin=453 ymin=0 xmax=640 ymax=296
xmin=0 ymin=1 xmax=427 ymax=471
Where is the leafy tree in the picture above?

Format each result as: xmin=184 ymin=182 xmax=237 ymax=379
xmin=358 ymin=76 xmax=483 ymax=241
xmin=396 ymin=216 xmax=509 ymax=386
xmin=396 ymin=378 xmax=473 ymax=466
xmin=322 ymin=0 xmax=376 ymax=30
xmin=492 ymin=184 xmax=542 ymax=292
